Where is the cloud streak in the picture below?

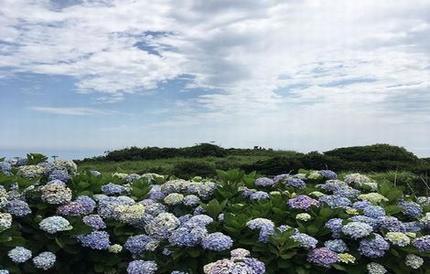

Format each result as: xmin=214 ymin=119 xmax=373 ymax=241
xmin=30 ymin=106 xmax=111 ymax=116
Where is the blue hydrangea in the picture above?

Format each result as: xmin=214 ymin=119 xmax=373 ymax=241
xmin=363 ymin=205 xmax=386 ymax=218
xmin=97 ymin=196 xmax=135 ymax=218
xmin=246 ymin=218 xmax=275 ymax=242
xmin=48 ymin=169 xmax=71 ymax=182
xmin=0 ymin=161 xmax=12 ymax=173
xmin=285 ymin=178 xmax=306 ymax=188
xmin=413 ymin=235 xmax=430 ymax=252
xmin=291 ymin=232 xmax=318 ymax=249
xmin=399 ymin=200 xmax=422 ymax=218
xmin=127 ymin=260 xmax=157 ymax=274
xmin=250 ymin=191 xmax=270 ymax=201
xmin=183 ymin=195 xmax=201 ymax=206
xmin=403 ymin=221 xmax=423 ymax=232
xmin=32 ymin=251 xmax=56 ymax=270
xmin=319 ymin=195 xmax=351 ymax=208
xmin=324 ymin=239 xmax=348 ymax=252
xmin=255 ymin=177 xmax=275 ymax=187
xmin=101 ymin=183 xmax=128 ymax=195
xmin=349 ymin=215 xmax=379 ymax=229
xmin=352 ymin=200 xmax=373 ymax=210
xmin=342 ymin=222 xmax=373 ymax=239
xmin=358 ymin=233 xmax=390 ymax=258
xmin=5 ymin=199 xmax=31 ymax=217
xmin=83 ymin=214 xmax=106 ymax=230
xmin=124 ymin=234 xmax=160 ymax=254
xmin=8 ymin=246 xmax=32 ymax=263
xmin=333 ymin=186 xmax=361 ymax=199
xmin=169 ymin=226 xmax=207 ymax=247
xmin=184 ymin=215 xmax=213 ymax=228
xmin=378 ymin=216 xmax=405 ymax=232
xmin=77 ymin=231 xmax=110 ymax=250
xmin=202 ymin=232 xmax=233 ymax=251
xmin=325 ymin=218 xmax=343 ymax=238
xmin=319 ymin=170 xmax=337 ymax=180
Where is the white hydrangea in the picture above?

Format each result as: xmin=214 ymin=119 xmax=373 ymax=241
xmin=39 ymin=216 xmax=72 ymax=234
xmin=344 ymin=173 xmax=377 ymax=190
xmin=0 ymin=212 xmax=12 ymax=231
xmin=17 ymin=165 xmax=46 ymax=179
xmin=164 ymin=193 xmax=184 ymax=205
xmin=385 ymin=232 xmax=410 ymax=247
xmin=405 ymin=254 xmax=424 ymax=269
xmin=40 ymin=182 xmax=72 ymax=205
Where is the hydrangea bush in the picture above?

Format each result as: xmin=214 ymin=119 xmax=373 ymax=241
xmin=0 ymin=157 xmax=429 ymax=273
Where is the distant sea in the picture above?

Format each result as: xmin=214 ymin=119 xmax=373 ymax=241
xmin=1 ymin=149 xmax=105 ymax=160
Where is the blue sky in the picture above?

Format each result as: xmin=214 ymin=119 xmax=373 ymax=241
xmin=1 ymin=0 xmax=429 ymax=159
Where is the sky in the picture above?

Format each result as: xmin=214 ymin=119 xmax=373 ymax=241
xmin=0 ymin=0 xmax=429 ymax=159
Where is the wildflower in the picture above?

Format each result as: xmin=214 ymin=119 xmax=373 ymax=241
xmin=202 ymin=232 xmax=233 ymax=251
xmin=8 ymin=246 xmax=32 ymax=263
xmin=367 ymin=262 xmax=387 ymax=274
xmin=127 ymin=260 xmax=157 ymax=274
xmin=77 ymin=231 xmax=110 ymax=250
xmin=405 ymin=254 xmax=424 ymax=269
xmin=32 ymin=252 xmax=56 ymax=270
xmin=307 ymin=247 xmax=338 ymax=268
xmin=338 ymin=253 xmax=356 ymax=264
xmin=39 ymin=216 xmax=72 ymax=234
xmin=342 ymin=222 xmax=373 ymax=239
xmin=255 ymin=177 xmax=275 ymax=187
xmin=385 ymin=232 xmax=410 ymax=247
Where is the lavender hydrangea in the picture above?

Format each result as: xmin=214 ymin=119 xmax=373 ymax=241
xmin=127 ymin=260 xmax=157 ymax=274
xmin=378 ymin=216 xmax=405 ymax=232
xmin=202 ymin=232 xmax=233 ymax=251
xmin=48 ymin=169 xmax=71 ymax=182
xmin=8 ymin=246 xmax=32 ymax=263
xmin=285 ymin=178 xmax=306 ymax=188
xmin=325 ymin=218 xmax=343 ymax=238
xmin=307 ymin=247 xmax=338 ymax=268
xmin=398 ymin=200 xmax=422 ymax=218
xmin=319 ymin=195 xmax=351 ymax=208
xmin=32 ymin=251 xmax=56 ymax=270
xmin=77 ymin=231 xmax=110 ymax=250
xmin=57 ymin=195 xmax=96 ymax=216
xmin=358 ymin=233 xmax=390 ymax=258
xmin=288 ymin=195 xmax=320 ymax=211
xmin=319 ymin=170 xmax=337 ymax=180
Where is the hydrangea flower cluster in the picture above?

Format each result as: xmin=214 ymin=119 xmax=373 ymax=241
xmin=288 ymin=195 xmax=320 ymax=211
xmin=307 ymin=247 xmax=338 ymax=268
xmin=204 ymin=248 xmax=265 ymax=274
xmin=246 ymin=218 xmax=275 ymax=242
xmin=39 ymin=216 xmax=72 ymax=234
xmin=32 ymin=251 xmax=56 ymax=270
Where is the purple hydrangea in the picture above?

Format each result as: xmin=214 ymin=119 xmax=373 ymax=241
xmin=77 ymin=231 xmax=110 ymax=250
xmin=324 ymin=239 xmax=348 ymax=252
xmin=57 ymin=196 xmax=96 ymax=216
xmin=288 ymin=195 xmax=320 ymax=211
xmin=307 ymin=247 xmax=338 ymax=268
xmin=413 ymin=235 xmax=430 ymax=252
xmin=378 ymin=216 xmax=405 ymax=232
xmin=127 ymin=260 xmax=157 ymax=274
xmin=255 ymin=177 xmax=275 ymax=187
xmin=124 ymin=234 xmax=160 ymax=254
xmin=202 ymin=232 xmax=233 ymax=251
xmin=5 ymin=199 xmax=32 ymax=217
xmin=83 ymin=214 xmax=106 ymax=230
xmin=358 ymin=233 xmax=390 ymax=258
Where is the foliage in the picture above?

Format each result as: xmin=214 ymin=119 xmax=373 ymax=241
xmin=26 ymin=153 xmax=48 ymax=165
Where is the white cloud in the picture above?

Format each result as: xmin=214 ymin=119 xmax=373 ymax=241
xmin=1 ymin=0 xmax=430 ymax=154
xmin=30 ymin=106 xmax=111 ymax=116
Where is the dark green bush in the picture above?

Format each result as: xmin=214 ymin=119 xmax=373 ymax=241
xmin=172 ymin=160 xmax=217 ymax=179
